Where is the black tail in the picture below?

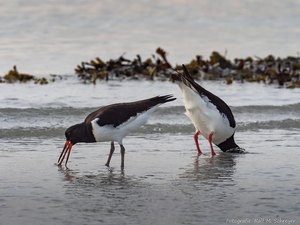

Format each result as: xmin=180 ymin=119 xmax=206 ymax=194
xmin=181 ymin=64 xmax=196 ymax=83
xmin=150 ymin=94 xmax=176 ymax=105
xmin=170 ymin=64 xmax=195 ymax=84
xmin=176 ymin=64 xmax=202 ymax=93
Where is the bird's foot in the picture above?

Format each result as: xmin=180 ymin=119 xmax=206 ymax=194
xmin=197 ymin=149 xmax=202 ymax=155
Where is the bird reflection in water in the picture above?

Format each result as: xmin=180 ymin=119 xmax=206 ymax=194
xmin=178 ymin=152 xmax=243 ymax=182
xmin=56 ymin=165 xmax=144 ymax=192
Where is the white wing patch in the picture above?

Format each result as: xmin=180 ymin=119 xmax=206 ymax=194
xmin=179 ymin=84 xmax=235 ymax=145
xmin=91 ymin=105 xmax=159 ymax=144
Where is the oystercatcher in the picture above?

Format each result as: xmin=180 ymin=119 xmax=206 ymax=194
xmin=175 ymin=65 xmax=243 ymax=155
xmin=57 ymin=95 xmax=176 ymax=169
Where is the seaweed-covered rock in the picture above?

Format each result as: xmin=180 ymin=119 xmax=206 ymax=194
xmin=34 ymin=77 xmax=49 ymax=85
xmin=2 ymin=66 xmax=52 ymax=85
xmin=75 ymin=47 xmax=176 ymax=82
xmin=4 ymin=66 xmax=34 ymax=83
xmin=73 ymin=47 xmax=299 ymax=88
xmin=209 ymin=51 xmax=232 ymax=69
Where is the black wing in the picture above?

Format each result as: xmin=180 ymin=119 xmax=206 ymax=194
xmin=84 ymin=95 xmax=176 ymax=127
xmin=179 ymin=65 xmax=236 ymax=128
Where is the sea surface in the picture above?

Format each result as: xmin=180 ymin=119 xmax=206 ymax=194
xmin=0 ymin=78 xmax=300 ymax=225
xmin=1 ymin=0 xmax=300 ymax=75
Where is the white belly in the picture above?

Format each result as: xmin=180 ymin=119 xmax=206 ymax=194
xmin=180 ymin=84 xmax=235 ymax=145
xmin=91 ymin=106 xmax=158 ymax=144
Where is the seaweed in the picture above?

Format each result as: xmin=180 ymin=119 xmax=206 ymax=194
xmin=73 ymin=47 xmax=300 ymax=87
xmin=2 ymin=48 xmax=299 ymax=88
xmin=2 ymin=65 xmax=51 ymax=85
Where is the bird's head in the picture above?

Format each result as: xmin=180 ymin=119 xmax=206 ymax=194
xmin=64 ymin=123 xmax=85 ymax=145
xmin=57 ymin=123 xmax=86 ymax=167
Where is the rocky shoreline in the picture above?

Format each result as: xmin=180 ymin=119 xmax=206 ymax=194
xmin=1 ymin=47 xmax=300 ymax=88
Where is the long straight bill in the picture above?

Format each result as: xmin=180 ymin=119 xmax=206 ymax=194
xmin=58 ymin=140 xmax=73 ymax=167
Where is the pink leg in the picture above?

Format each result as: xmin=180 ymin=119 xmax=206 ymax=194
xmin=193 ymin=130 xmax=202 ymax=155
xmin=208 ymin=132 xmax=216 ymax=156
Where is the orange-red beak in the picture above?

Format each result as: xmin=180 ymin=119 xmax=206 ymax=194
xmin=57 ymin=140 xmax=73 ymax=167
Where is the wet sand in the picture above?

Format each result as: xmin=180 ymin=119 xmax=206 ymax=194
xmin=1 ymin=80 xmax=300 ymax=224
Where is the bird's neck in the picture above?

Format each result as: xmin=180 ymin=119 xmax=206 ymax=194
xmin=217 ymin=134 xmax=239 ymax=152
xmin=85 ymin=123 xmax=97 ymax=143
xmin=77 ymin=122 xmax=96 ymax=143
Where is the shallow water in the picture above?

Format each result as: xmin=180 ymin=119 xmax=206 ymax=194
xmin=0 ymin=79 xmax=300 ymax=225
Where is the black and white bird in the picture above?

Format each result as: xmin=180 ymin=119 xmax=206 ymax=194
xmin=175 ymin=65 xmax=243 ymax=155
xmin=57 ymin=95 xmax=176 ymax=169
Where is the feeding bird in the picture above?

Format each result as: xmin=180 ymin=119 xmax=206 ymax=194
xmin=174 ymin=64 xmax=243 ymax=155
xmin=57 ymin=95 xmax=176 ymax=169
